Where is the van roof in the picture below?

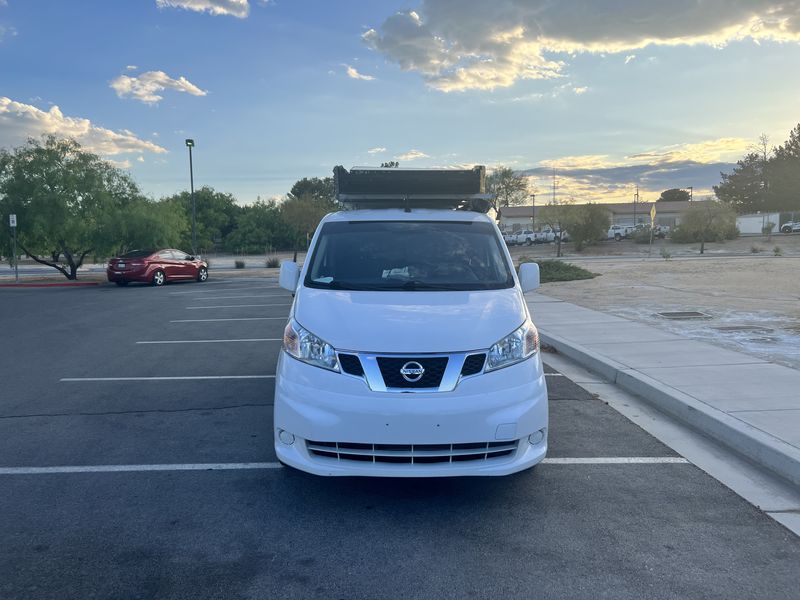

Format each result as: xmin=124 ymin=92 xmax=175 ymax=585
xmin=322 ymin=208 xmax=495 ymax=224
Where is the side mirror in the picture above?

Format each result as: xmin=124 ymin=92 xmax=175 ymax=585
xmin=518 ymin=262 xmax=540 ymax=293
xmin=279 ymin=260 xmax=300 ymax=292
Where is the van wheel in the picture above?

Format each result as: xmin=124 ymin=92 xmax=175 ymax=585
xmin=614 ymin=234 xmax=622 ymax=241
xmin=526 ymin=238 xmax=533 ymax=246
xmin=152 ymin=270 xmax=166 ymax=286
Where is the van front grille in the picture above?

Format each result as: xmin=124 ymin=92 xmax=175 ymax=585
xmin=306 ymin=440 xmax=518 ymax=464
xmin=376 ymin=356 xmax=448 ymax=389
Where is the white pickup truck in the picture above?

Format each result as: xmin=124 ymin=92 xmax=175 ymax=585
xmin=608 ymin=224 xmax=636 ymax=241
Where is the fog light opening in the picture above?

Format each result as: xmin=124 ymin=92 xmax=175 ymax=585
xmin=278 ymin=429 xmax=295 ymax=446
xmin=528 ymin=429 xmax=545 ymax=446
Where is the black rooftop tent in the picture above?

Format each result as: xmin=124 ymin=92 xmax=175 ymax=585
xmin=333 ymin=165 xmax=492 ymax=213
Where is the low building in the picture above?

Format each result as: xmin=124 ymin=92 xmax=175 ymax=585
xmin=498 ymin=199 xmax=709 ymax=232
xmin=736 ymin=213 xmax=780 ymax=235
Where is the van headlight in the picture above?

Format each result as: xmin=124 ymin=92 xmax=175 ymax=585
xmin=486 ymin=320 xmax=539 ymax=372
xmin=283 ymin=319 xmax=340 ymax=372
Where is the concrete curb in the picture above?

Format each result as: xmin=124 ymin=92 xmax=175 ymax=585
xmin=540 ymin=329 xmax=800 ymax=489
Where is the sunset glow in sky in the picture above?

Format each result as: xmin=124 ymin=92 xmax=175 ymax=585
xmin=1 ymin=0 xmax=799 ymax=203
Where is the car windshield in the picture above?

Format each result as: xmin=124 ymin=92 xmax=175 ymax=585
xmin=118 ymin=250 xmax=154 ymax=259
xmin=304 ymin=220 xmax=514 ymax=291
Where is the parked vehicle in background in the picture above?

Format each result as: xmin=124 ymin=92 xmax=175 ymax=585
xmin=780 ymin=222 xmax=800 ymax=233
xmin=654 ymin=224 xmax=671 ymax=238
xmin=608 ymin=224 xmax=636 ymax=241
xmin=107 ymin=249 xmax=209 ymax=286
xmin=502 ymin=231 xmax=516 ymax=245
xmin=512 ymin=229 xmax=537 ymax=245
xmin=537 ymin=227 xmax=570 ymax=243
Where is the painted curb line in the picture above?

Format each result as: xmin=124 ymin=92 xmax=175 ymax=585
xmin=539 ymin=329 xmax=800 ymax=489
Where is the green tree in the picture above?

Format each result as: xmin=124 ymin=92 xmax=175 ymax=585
xmin=487 ymin=166 xmax=529 ymax=211
xmin=280 ymin=193 xmax=334 ymax=251
xmin=161 ymin=187 xmax=239 ymax=253
xmin=537 ymin=200 xmax=573 ymax=258
xmin=0 ymin=136 xmax=143 ymax=279
xmin=99 ymin=197 xmax=188 ymax=256
xmin=766 ymin=124 xmax=800 ymax=213
xmin=224 ymin=199 xmax=293 ymax=253
xmin=288 ymin=177 xmax=335 ymax=204
xmin=672 ymin=202 xmax=738 ymax=254
xmin=714 ymin=153 xmax=767 ymax=214
xmin=658 ymin=188 xmax=691 ymax=202
xmin=562 ymin=203 xmax=610 ymax=251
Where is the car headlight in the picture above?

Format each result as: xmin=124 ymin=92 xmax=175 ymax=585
xmin=283 ymin=318 xmax=339 ymax=372
xmin=486 ymin=320 xmax=539 ymax=372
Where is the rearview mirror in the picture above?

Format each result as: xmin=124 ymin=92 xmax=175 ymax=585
xmin=518 ymin=262 xmax=540 ymax=293
xmin=279 ymin=260 xmax=300 ymax=292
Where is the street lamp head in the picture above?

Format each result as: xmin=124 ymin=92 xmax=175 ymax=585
xmin=185 ymin=139 xmax=195 ymax=147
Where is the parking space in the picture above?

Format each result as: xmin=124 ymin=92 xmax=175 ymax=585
xmin=0 ymin=279 xmax=798 ymax=599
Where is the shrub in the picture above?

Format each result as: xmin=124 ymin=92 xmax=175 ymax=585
xmin=660 ymin=247 xmax=672 ymax=260
xmin=518 ymin=258 xmax=596 ymax=283
xmin=774 ymin=246 xmax=783 ymax=256
xmin=235 ymin=259 xmax=245 ymax=269
xmin=750 ymin=245 xmax=763 ymax=254
xmin=266 ymin=256 xmax=280 ymax=268
xmin=632 ymin=229 xmax=651 ymax=244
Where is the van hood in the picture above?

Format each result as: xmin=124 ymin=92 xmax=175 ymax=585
xmin=293 ymin=287 xmax=528 ymax=353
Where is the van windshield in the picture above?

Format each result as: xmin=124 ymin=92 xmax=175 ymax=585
xmin=304 ymin=220 xmax=514 ymax=291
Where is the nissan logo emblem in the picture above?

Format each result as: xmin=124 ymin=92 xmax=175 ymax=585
xmin=400 ymin=361 xmax=425 ymax=383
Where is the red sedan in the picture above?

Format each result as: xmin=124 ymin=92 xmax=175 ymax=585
xmin=107 ymin=249 xmax=209 ymax=286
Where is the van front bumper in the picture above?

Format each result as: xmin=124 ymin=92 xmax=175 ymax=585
xmin=273 ymin=352 xmax=548 ymax=477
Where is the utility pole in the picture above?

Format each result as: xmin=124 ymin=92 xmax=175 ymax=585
xmin=633 ymin=185 xmax=639 ymax=225
xmin=185 ymin=139 xmax=196 ymax=255
xmin=530 ymin=192 xmax=536 ymax=229
xmin=688 ymin=186 xmax=693 ymax=202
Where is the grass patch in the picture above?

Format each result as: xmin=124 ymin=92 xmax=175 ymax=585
xmin=266 ymin=256 xmax=280 ymax=268
xmin=234 ymin=259 xmax=246 ymax=269
xmin=520 ymin=258 xmax=596 ymax=283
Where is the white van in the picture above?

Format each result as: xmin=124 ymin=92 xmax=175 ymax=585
xmin=274 ymin=167 xmax=549 ymax=477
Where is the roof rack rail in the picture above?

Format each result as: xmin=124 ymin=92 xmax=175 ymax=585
xmin=333 ymin=165 xmax=492 ymax=213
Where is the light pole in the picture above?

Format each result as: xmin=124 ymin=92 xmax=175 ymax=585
xmin=530 ymin=192 xmax=536 ymax=229
xmin=185 ymin=139 xmax=196 ymax=255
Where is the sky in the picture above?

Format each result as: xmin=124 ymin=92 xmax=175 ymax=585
xmin=1 ymin=0 xmax=799 ymax=205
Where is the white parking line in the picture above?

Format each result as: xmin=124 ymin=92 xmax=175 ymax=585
xmin=0 ymin=457 xmax=690 ymax=475
xmin=191 ymin=294 xmax=290 ymax=301
xmin=169 ymin=286 xmax=279 ymax=295
xmin=60 ymin=375 xmax=276 ymax=382
xmin=0 ymin=463 xmax=282 ymax=475
xmin=170 ymin=317 xmax=288 ymax=323
xmin=186 ymin=304 xmax=292 ymax=309
xmin=545 ymin=373 xmax=565 ymax=377
xmin=543 ymin=457 xmax=689 ymax=464
xmin=136 ymin=338 xmax=281 ymax=344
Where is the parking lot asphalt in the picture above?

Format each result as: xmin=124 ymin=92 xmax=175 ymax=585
xmin=1 ymin=278 xmax=798 ymax=600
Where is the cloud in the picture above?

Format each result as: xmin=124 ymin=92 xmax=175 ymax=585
xmin=572 ymin=86 xmax=589 ymax=94
xmin=523 ymin=137 xmax=750 ymax=202
xmin=624 ymin=54 xmax=637 ymax=64
xmin=0 ymin=24 xmax=17 ymax=42
xmin=395 ymin=149 xmax=429 ymax=161
xmin=126 ymin=65 xmax=138 ymax=71
xmin=367 ymin=147 xmax=386 ymax=154
xmin=365 ymin=1 xmax=800 ymax=91
xmin=155 ymin=0 xmax=249 ymax=18
xmin=110 ymin=70 xmax=208 ymax=104
xmin=344 ymin=65 xmax=375 ymax=81
xmin=0 ymin=97 xmax=167 ymax=156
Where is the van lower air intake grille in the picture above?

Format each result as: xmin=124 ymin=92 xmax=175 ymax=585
xmin=306 ymin=440 xmax=518 ymax=464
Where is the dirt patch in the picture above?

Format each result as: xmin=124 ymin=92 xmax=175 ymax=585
xmin=537 ymin=256 xmax=800 ymax=369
